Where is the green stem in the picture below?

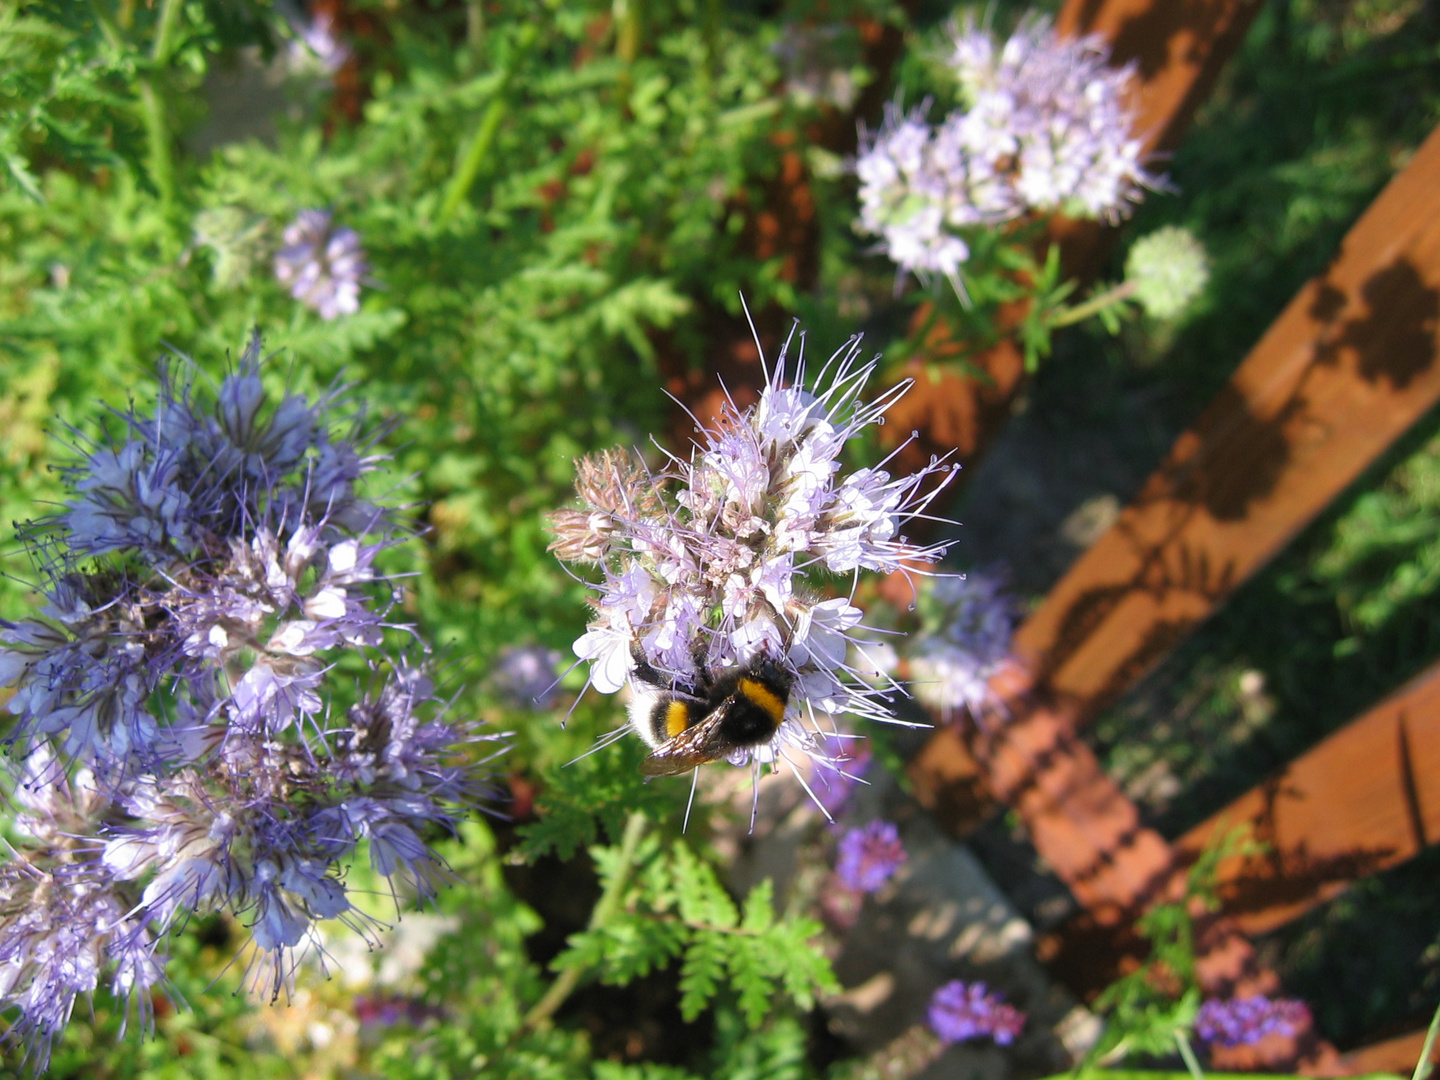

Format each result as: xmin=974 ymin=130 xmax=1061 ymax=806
xmin=87 ymin=0 xmax=124 ymax=49
xmin=436 ymin=24 xmax=538 ymax=227
xmin=517 ymin=811 xmax=649 ymax=1034
xmin=466 ymin=0 xmax=486 ymax=52
xmin=1413 ymin=998 xmax=1440 ymax=1080
xmin=150 ymin=0 xmax=184 ymax=63
xmin=137 ymin=79 xmax=175 ymax=207
xmin=437 ymin=95 xmax=509 ymax=226
xmin=92 ymin=0 xmax=184 ymax=207
xmin=1174 ymin=1033 xmax=1207 ymax=1080
xmin=1049 ymin=279 xmax=1137 ymax=329
xmin=614 ymin=0 xmax=642 ymax=63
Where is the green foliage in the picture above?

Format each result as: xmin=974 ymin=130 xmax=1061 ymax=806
xmin=1087 ymin=829 xmax=1259 ymax=1068
xmin=549 ymin=834 xmax=839 ymax=1029
xmin=513 ymin=739 xmax=673 ymax=862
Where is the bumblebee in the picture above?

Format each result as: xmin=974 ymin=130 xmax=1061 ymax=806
xmin=628 ymin=652 xmax=794 ymax=777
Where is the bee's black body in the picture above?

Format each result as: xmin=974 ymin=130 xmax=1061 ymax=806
xmin=627 ymin=650 xmax=794 ymax=777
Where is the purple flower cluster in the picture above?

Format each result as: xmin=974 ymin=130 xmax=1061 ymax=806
xmin=0 ymin=334 xmax=496 ymax=1067
xmin=927 ymin=980 xmax=1026 ymax=1045
xmin=549 ymin=323 xmax=956 ymax=792
xmin=354 ymin=990 xmax=445 ymax=1029
xmin=1195 ymin=995 xmax=1311 ymax=1048
xmin=835 ymin=821 xmax=906 ymax=892
xmin=856 ymin=16 xmax=1159 ymax=287
xmin=274 ymin=209 xmax=367 ymax=320
xmin=904 ymin=568 xmax=1016 ymax=723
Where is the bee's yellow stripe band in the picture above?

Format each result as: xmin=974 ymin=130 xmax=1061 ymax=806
xmin=665 ymin=701 xmax=690 ymax=739
xmin=738 ymin=677 xmax=787 ymax=725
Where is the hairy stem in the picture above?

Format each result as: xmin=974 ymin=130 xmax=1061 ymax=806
xmin=150 ymin=0 xmax=184 ymax=64
xmin=1048 ymin=279 xmax=1137 ymax=329
xmin=517 ymin=810 xmax=649 ymax=1034
xmin=1175 ymin=1032 xmax=1207 ymax=1080
xmin=436 ymin=24 xmax=539 ymax=227
xmin=1413 ymin=998 xmax=1440 ymax=1080
xmin=137 ymin=80 xmax=175 ymax=207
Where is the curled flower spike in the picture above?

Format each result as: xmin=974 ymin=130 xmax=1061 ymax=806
xmin=1195 ymin=995 xmax=1311 ymax=1048
xmin=550 ymin=318 xmax=957 ymax=817
xmin=928 ymin=980 xmax=1026 ymax=1045
xmin=274 ymin=209 xmax=367 ymax=320
xmin=0 ymin=333 xmax=501 ymax=1066
xmin=904 ymin=568 xmax=1017 ymax=725
xmin=835 ymin=820 xmax=906 ymax=892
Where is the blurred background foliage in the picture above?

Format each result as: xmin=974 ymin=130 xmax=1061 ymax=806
xmin=3 ymin=0 xmax=1440 ymax=1075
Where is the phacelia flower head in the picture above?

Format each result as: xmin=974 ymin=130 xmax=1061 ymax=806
xmin=1195 ymin=996 xmax=1311 ymax=1049
xmin=835 ymin=820 xmax=907 ymax=892
xmin=855 ymin=16 xmax=1159 ymax=288
xmin=0 ymin=332 xmax=498 ymax=1066
xmin=550 ymin=320 xmax=957 ymax=808
xmin=947 ymin=15 xmax=1158 ymax=221
xmin=928 ymin=980 xmax=1026 ymax=1045
xmin=904 ymin=568 xmax=1017 ymax=724
xmin=274 ymin=209 xmax=367 ymax=319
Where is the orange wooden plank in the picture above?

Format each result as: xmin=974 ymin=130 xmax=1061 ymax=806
xmin=1057 ymin=0 xmax=1264 ymax=159
xmin=1175 ymin=662 xmax=1440 ymax=936
xmin=951 ymin=671 xmax=1342 ymax=1072
xmin=1338 ymin=1027 xmax=1438 ymax=1076
xmin=913 ymin=121 xmax=1440 ymax=838
xmin=1012 ymin=119 xmax=1440 ymax=720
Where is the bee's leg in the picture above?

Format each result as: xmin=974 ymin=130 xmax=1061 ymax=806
xmin=629 ymin=640 xmax=666 ymax=688
xmin=689 ymin=638 xmax=716 ymax=696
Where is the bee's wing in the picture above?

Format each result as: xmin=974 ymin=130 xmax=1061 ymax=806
xmin=638 ymin=709 xmax=740 ymax=777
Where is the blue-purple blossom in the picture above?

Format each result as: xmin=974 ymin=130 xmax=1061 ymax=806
xmin=927 ymin=980 xmax=1026 ymax=1045
xmin=835 ymin=820 xmax=906 ymax=892
xmin=905 ymin=568 xmax=1017 ymax=724
xmin=492 ymin=644 xmax=564 ymax=708
xmin=855 ymin=16 xmax=1159 ymax=287
xmin=274 ymin=209 xmax=367 ymax=319
xmin=0 ymin=333 xmax=498 ymax=1065
xmin=354 ymin=990 xmax=445 ymax=1029
xmin=1195 ymin=995 xmax=1311 ymax=1048
xmin=550 ymin=323 xmax=956 ymax=799
xmin=287 ymin=11 xmax=351 ymax=75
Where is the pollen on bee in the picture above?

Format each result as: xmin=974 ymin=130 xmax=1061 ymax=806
xmin=665 ymin=701 xmax=690 ymax=739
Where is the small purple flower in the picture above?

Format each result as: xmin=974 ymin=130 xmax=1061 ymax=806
xmin=354 ymin=990 xmax=443 ymax=1029
xmin=274 ymin=209 xmax=367 ymax=319
xmin=492 ymin=645 xmax=564 ymax=708
xmin=288 ymin=11 xmax=351 ymax=74
xmin=906 ymin=568 xmax=1017 ymax=724
xmin=1195 ymin=995 xmax=1311 ymax=1048
xmin=836 ymin=820 xmax=906 ymax=892
xmin=928 ymin=980 xmax=1026 ymax=1045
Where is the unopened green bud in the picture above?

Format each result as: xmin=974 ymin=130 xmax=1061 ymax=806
xmin=1125 ymin=225 xmax=1209 ymax=320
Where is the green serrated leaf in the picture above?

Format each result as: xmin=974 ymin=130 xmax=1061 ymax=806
xmin=740 ymin=879 xmax=775 ymax=934
xmin=679 ymin=932 xmax=729 ymax=1021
